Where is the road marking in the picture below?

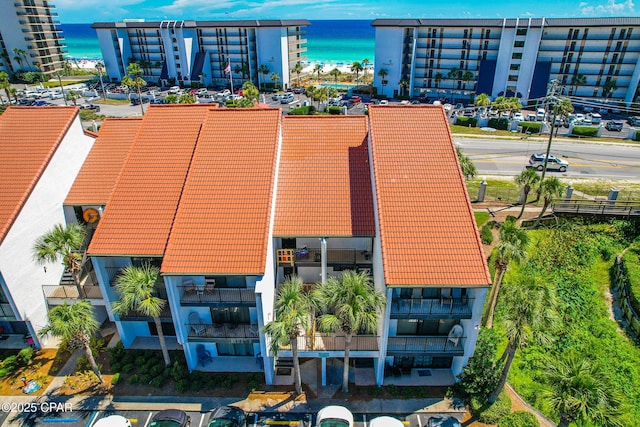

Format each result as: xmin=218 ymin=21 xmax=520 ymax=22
xmin=144 ymin=412 xmax=153 ymax=427
xmin=198 ymin=413 xmax=205 ymax=427
xmin=363 ymin=413 xmax=367 ymax=427
xmin=417 ymin=413 xmax=422 ymax=427
xmin=86 ymin=411 xmax=100 ymax=427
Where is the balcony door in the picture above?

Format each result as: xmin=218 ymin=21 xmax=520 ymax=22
xmin=396 ymin=319 xmax=458 ymax=335
xmin=210 ymin=307 xmax=250 ymax=324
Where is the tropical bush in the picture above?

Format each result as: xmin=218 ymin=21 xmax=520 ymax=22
xmin=519 ymin=122 xmax=541 ymax=134
xmin=498 ymin=411 xmax=540 ymax=427
xmin=480 ymin=223 xmax=494 ymax=245
xmin=17 ymin=347 xmax=34 ymax=365
xmin=477 ymin=391 xmax=512 ymax=424
xmin=457 ymin=328 xmax=500 ymax=401
xmin=111 ymin=372 xmax=120 ymax=385
xmin=288 ymin=105 xmax=316 ymax=115
xmin=328 ymin=106 xmax=342 ymax=115
xmin=622 ymin=244 xmax=640 ymax=315
xmin=635 ymin=131 xmax=640 ymax=142
xmin=571 ymin=125 xmax=599 ymax=137
xmin=488 ymin=117 xmax=510 ymax=130
xmin=455 ymin=116 xmax=478 ymax=127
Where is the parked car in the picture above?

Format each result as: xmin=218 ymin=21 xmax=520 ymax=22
xmin=528 ymin=153 xmax=569 ymax=172
xmin=50 ymin=92 xmax=64 ymax=99
xmin=369 ymin=416 xmax=404 ymax=427
xmin=83 ymin=104 xmax=101 ymax=112
xmin=350 ymin=95 xmax=362 ymax=103
xmin=379 ymin=99 xmax=389 ymax=105
xmin=454 ymin=102 xmax=464 ymax=110
xmin=316 ymin=406 xmax=353 ymax=427
xmin=94 ymin=415 xmax=132 ymax=427
xmin=536 ymin=107 xmax=546 ymax=121
xmin=526 ymin=114 xmax=537 ymax=121
xmin=195 ymin=88 xmax=208 ymax=96
xmin=149 ymin=409 xmax=190 ymax=427
xmin=207 ymin=406 xmax=246 ymax=427
xmin=605 ymin=120 xmax=624 ymax=131
xmin=168 ymin=85 xmax=181 ymax=94
xmin=590 ymin=113 xmax=602 ymax=124
xmin=427 ymin=416 xmax=462 ymax=427
xmin=150 ymin=98 xmax=165 ymax=104
xmin=291 ymin=86 xmax=305 ymax=94
xmin=280 ymin=93 xmax=295 ymax=104
xmin=627 ymin=116 xmax=640 ymax=126
xmin=271 ymin=93 xmax=283 ymax=101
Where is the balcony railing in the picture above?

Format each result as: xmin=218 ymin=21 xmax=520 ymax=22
xmin=179 ymin=286 xmax=256 ymax=305
xmin=276 ymin=248 xmax=373 ymax=267
xmin=0 ymin=303 xmax=16 ymax=320
xmin=42 ymin=285 xmax=103 ymax=300
xmin=186 ymin=323 xmax=258 ymax=339
xmin=280 ymin=334 xmax=379 ymax=352
xmin=387 ymin=336 xmax=466 ymax=354
xmin=391 ymin=298 xmax=474 ymax=318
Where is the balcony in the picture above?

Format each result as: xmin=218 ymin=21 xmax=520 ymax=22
xmin=391 ymin=297 xmax=474 ymax=319
xmin=43 ymin=285 xmax=103 ymax=301
xmin=276 ymin=248 xmax=373 ymax=269
xmin=186 ymin=323 xmax=259 ymax=340
xmin=280 ymin=334 xmax=379 ymax=352
xmin=179 ymin=286 xmax=256 ymax=306
xmin=0 ymin=303 xmax=16 ymax=321
xmin=118 ymin=303 xmax=172 ymax=320
xmin=387 ymin=336 xmax=465 ymax=356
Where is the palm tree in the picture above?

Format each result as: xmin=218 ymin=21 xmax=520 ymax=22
xmin=489 ymin=275 xmax=556 ymax=402
xmin=329 ymin=68 xmax=341 ymax=88
xmin=258 ymin=64 xmax=269 ymax=90
xmin=398 ymin=78 xmax=409 ymax=97
xmin=263 ymin=276 xmax=313 ymax=396
xmin=350 ymin=61 xmax=363 ymax=83
xmin=543 ymin=353 xmax=622 ymax=427
xmin=455 ymin=145 xmax=477 ymax=180
xmin=270 ymin=72 xmax=280 ymax=90
xmin=313 ymin=64 xmax=323 ymax=84
xmin=462 ymin=70 xmax=474 ymax=90
xmin=122 ymin=62 xmax=147 ymax=116
xmin=10 ymin=87 xmax=18 ymax=104
xmin=570 ymin=73 xmax=586 ymax=95
xmin=95 ymin=61 xmax=106 ymax=100
xmin=514 ymin=168 xmax=541 ymax=219
xmin=0 ymin=71 xmax=10 ymax=104
xmin=238 ymin=81 xmax=259 ymax=107
xmin=13 ymin=55 xmax=23 ymax=70
xmin=447 ymin=67 xmax=462 ymax=99
xmin=602 ymin=79 xmax=618 ymax=99
xmin=13 ymin=48 xmax=29 ymax=69
xmin=475 ymin=93 xmax=491 ymax=107
xmin=377 ymin=68 xmax=388 ymax=95
xmin=316 ymin=270 xmax=386 ymax=393
xmin=111 ymin=263 xmax=171 ymax=366
xmin=361 ymin=58 xmax=370 ymax=81
xmin=292 ymin=62 xmax=303 ymax=88
xmin=33 ymin=223 xmax=87 ymax=294
xmin=482 ymin=217 xmax=529 ymax=329
xmin=65 ymin=89 xmax=81 ymax=106
xmin=434 ymin=72 xmax=444 ymax=89
xmin=535 ymin=177 xmax=564 ymax=226
xmin=39 ymin=301 xmax=104 ymax=383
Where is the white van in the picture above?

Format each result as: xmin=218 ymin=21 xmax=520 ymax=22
xmin=590 ymin=113 xmax=602 ymax=124
xmin=168 ymin=85 xmax=180 ymax=94
xmin=536 ymin=108 xmax=546 ymax=121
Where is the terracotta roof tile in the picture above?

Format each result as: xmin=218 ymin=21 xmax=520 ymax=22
xmin=274 ymin=116 xmax=375 ymax=237
xmin=0 ymin=106 xmax=79 ymax=245
xmin=368 ymin=105 xmax=491 ymax=287
xmin=88 ymin=105 xmax=213 ymax=256
xmin=65 ymin=118 xmax=142 ymax=206
xmin=162 ymin=109 xmax=280 ymax=275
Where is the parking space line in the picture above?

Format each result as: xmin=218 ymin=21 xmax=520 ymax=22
xmin=363 ymin=413 xmax=367 ymax=427
xmin=143 ymin=412 xmax=153 ymax=427
xmin=86 ymin=411 xmax=100 ymax=427
xmin=198 ymin=413 xmax=205 ymax=427
xmin=417 ymin=413 xmax=422 ymax=427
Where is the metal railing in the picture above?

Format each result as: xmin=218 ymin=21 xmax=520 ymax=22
xmin=186 ymin=323 xmax=258 ymax=339
xmin=179 ymin=286 xmax=256 ymax=304
xmin=280 ymin=334 xmax=379 ymax=352
xmin=387 ymin=336 xmax=466 ymax=354
xmin=0 ymin=303 xmax=16 ymax=320
xmin=42 ymin=285 xmax=103 ymax=300
xmin=391 ymin=297 xmax=474 ymax=317
xmin=553 ymin=199 xmax=640 ymax=217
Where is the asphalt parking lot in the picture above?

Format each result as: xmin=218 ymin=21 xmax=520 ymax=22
xmin=1 ymin=408 xmax=464 ymax=427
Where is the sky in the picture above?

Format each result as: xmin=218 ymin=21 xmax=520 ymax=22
xmin=54 ymin=0 xmax=637 ymax=23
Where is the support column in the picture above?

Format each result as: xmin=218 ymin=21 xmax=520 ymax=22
xmin=321 ymin=237 xmax=327 ymax=284
xmin=321 ymin=357 xmax=327 ymax=386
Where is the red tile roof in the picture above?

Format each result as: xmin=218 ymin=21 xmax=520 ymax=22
xmin=162 ymin=109 xmax=280 ymax=275
xmin=88 ymin=105 xmax=213 ymax=256
xmin=0 ymin=107 xmax=79 ymax=245
xmin=274 ymin=116 xmax=375 ymax=237
xmin=368 ymin=105 xmax=491 ymax=287
xmin=65 ymin=118 xmax=142 ymax=206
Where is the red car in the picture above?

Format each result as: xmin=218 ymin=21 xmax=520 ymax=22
xmin=189 ymin=89 xmax=198 ymax=95
xmin=350 ymin=95 xmax=362 ymax=103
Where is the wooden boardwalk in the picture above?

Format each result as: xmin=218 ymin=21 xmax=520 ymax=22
xmin=553 ymin=199 xmax=640 ymax=218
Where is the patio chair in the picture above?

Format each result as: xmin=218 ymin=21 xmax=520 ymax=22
xmin=183 ymin=279 xmax=196 ymax=295
xmin=204 ymin=278 xmax=216 ymax=293
xmin=448 ymin=324 xmax=464 ymax=347
xmin=189 ymin=312 xmax=206 ymax=337
xmin=196 ymin=344 xmax=213 ymax=367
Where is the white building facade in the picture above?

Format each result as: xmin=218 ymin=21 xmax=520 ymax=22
xmin=92 ymin=19 xmax=308 ymax=89
xmin=373 ymin=17 xmax=640 ymax=105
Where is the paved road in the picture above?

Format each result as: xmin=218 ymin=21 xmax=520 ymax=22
xmin=1 ymin=408 xmax=461 ymax=426
xmin=455 ymin=136 xmax=640 ymax=180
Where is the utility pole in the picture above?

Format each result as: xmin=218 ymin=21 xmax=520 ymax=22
xmin=539 ymin=80 xmax=559 ymax=184
xmin=56 ymin=73 xmax=67 ymax=106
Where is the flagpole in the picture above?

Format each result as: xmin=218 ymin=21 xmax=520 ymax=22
xmin=229 ymin=61 xmax=234 ymax=93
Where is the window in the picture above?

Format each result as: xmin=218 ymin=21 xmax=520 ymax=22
xmin=482 ymin=51 xmax=487 ymax=60
xmin=615 ymin=41 xmax=622 ymax=51
xmin=612 ymin=53 xmax=619 ymax=63
xmin=609 ymin=65 xmax=615 ymax=75
xmin=516 ymin=28 xmax=527 ymax=36
xmin=431 ymin=39 xmax=436 ymax=48
xmin=486 ymin=29 xmax=490 ymax=38
xmin=432 ymin=28 xmax=437 ymax=38
xmin=570 ymin=41 xmax=576 ymax=50
xmin=627 ymin=28 xmax=633 ymax=39
xmin=564 ymin=64 xmax=571 ymax=73
xmin=462 ymin=40 xmax=467 ymax=49
xmin=567 ymin=53 xmax=573 ymax=62
xmin=461 ymin=50 xmax=466 ymax=59
xmin=431 ymin=49 xmax=435 ymax=58
xmin=508 ymin=75 xmax=518 ymax=82
xmin=514 ymin=40 xmax=525 ymax=48
xmin=510 ymin=64 xmax=520 ymax=71
xmin=463 ymin=29 xmax=468 ymax=38
xmin=211 ymin=307 xmax=250 ymax=324
xmin=620 ymin=29 xmax=626 ymax=39
xmin=460 ymin=60 xmax=465 ymax=69
xmin=573 ymin=29 xmax=579 ymax=39
xmin=484 ymin=40 xmax=489 ymax=50
xmin=512 ymin=52 xmax=523 ymax=59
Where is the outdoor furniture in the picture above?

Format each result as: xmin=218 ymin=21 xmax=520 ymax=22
xmin=448 ymin=324 xmax=463 ymax=346
xmin=196 ymin=344 xmax=213 ymax=367
xmin=183 ymin=279 xmax=196 ymax=295
xmin=204 ymin=278 xmax=216 ymax=293
xmin=189 ymin=312 xmax=206 ymax=336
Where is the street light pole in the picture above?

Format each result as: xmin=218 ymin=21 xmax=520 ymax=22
xmin=539 ymin=80 xmax=559 ymax=184
xmin=56 ymin=73 xmax=67 ymax=106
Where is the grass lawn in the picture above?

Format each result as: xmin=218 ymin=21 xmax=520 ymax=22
xmin=95 ymin=98 xmax=130 ymax=105
xmin=450 ymin=125 xmax=521 ymax=137
xmin=570 ymin=179 xmax=640 ymax=199
xmin=474 ymin=211 xmax=491 ymax=227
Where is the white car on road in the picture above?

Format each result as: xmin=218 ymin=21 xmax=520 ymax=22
xmin=316 ymin=406 xmax=353 ymax=427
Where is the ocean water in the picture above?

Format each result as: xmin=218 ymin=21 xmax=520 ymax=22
xmin=60 ymin=20 xmax=375 ymax=65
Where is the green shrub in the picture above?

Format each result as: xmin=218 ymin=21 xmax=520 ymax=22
xmin=457 ymin=328 xmax=500 ymax=400
xmin=17 ymin=347 xmax=34 ymax=365
xmin=170 ymin=361 xmax=189 ymax=381
xmin=368 ymin=386 xmax=381 ymax=397
xmin=76 ymin=355 xmax=90 ymax=372
xmin=635 ymin=131 xmax=640 ymax=141
xmin=108 ymin=341 xmax=125 ymax=364
xmin=176 ymin=379 xmax=189 ymax=393
xmin=128 ymin=374 xmax=139 ymax=385
xmin=138 ymin=363 xmax=150 ymax=375
xmin=478 ymin=392 xmax=512 ymax=424
xmin=328 ymin=106 xmax=342 ymax=115
xmin=455 ymin=116 xmax=478 ymax=127
xmin=0 ymin=368 xmax=10 ymax=377
xmin=622 ymin=246 xmax=640 ymax=315
xmin=520 ymin=122 xmax=541 ymax=134
xmin=151 ymin=375 xmax=167 ymax=388
xmin=149 ymin=364 xmax=164 ymax=377
xmin=571 ymin=126 xmax=599 ymax=137
xmin=480 ymin=224 xmax=494 ymax=245
xmin=111 ymin=373 xmax=121 ymax=385
xmin=498 ymin=411 xmax=540 ymax=427
xmin=121 ymin=363 xmax=135 ymax=373
xmin=288 ymin=105 xmax=316 ymax=115
xmin=2 ymin=356 xmax=18 ymax=372
xmin=488 ymin=117 xmax=510 ymax=130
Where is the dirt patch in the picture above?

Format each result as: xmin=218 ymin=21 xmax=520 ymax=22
xmin=0 ymin=349 xmax=66 ymax=396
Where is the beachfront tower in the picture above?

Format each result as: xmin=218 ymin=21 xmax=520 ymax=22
xmin=372 ymin=17 xmax=640 ymax=105
xmin=92 ymin=19 xmax=309 ymax=89
xmin=0 ymin=0 xmax=67 ymax=76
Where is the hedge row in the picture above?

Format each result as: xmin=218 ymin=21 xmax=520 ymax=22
xmin=635 ymin=131 xmax=640 ymax=141
xmin=519 ymin=122 xmax=541 ymax=134
xmin=456 ymin=116 xmax=478 ymax=127
xmin=622 ymin=246 xmax=640 ymax=316
xmin=571 ymin=126 xmax=599 ymax=137
xmin=488 ymin=117 xmax=510 ymax=130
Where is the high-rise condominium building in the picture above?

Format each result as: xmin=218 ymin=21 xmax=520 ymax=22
xmin=0 ymin=0 xmax=66 ymax=76
xmin=92 ymin=19 xmax=309 ymax=89
xmin=373 ymin=17 xmax=640 ymax=104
